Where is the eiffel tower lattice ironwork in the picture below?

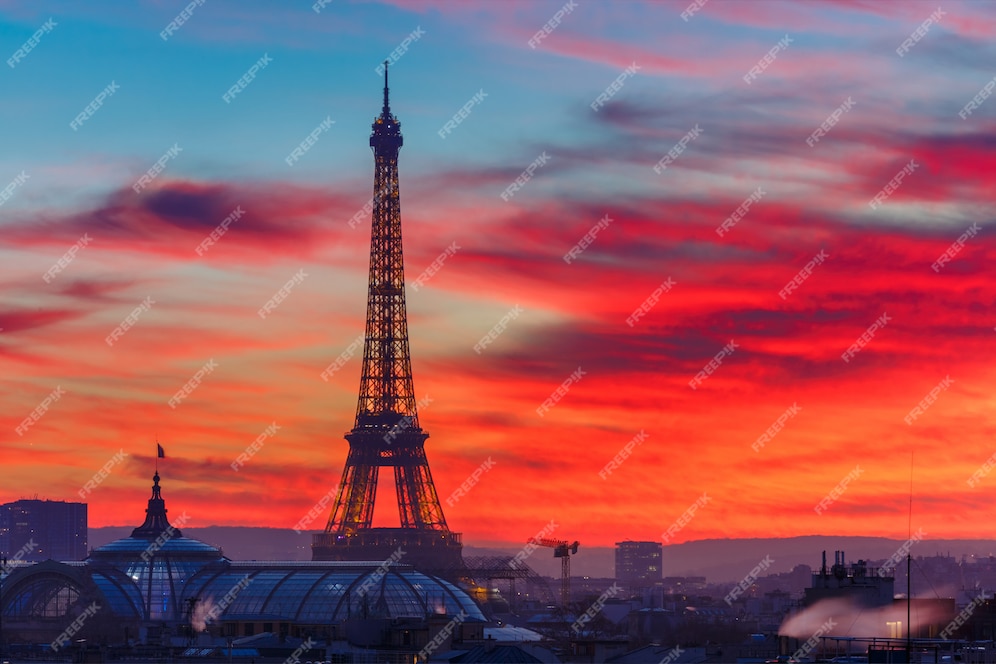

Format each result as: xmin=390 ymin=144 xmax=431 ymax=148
xmin=312 ymin=62 xmax=462 ymax=571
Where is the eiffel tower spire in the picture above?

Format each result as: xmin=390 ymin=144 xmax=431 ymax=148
xmin=313 ymin=64 xmax=462 ymax=572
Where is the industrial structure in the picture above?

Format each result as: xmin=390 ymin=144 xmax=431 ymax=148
xmin=804 ymin=550 xmax=895 ymax=607
xmin=311 ymin=62 xmax=463 ymax=572
xmin=532 ymin=538 xmax=579 ymax=610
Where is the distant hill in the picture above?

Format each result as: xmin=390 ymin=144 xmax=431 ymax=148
xmin=87 ymin=527 xmax=994 ymax=582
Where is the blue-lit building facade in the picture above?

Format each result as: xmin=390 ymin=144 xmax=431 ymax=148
xmin=0 ymin=498 xmax=88 ymax=562
xmin=0 ymin=473 xmax=485 ymax=653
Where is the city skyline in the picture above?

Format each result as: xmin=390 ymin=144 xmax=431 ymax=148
xmin=2 ymin=0 xmax=995 ymax=548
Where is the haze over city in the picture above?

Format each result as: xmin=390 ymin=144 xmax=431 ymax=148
xmin=3 ymin=0 xmax=995 ymax=552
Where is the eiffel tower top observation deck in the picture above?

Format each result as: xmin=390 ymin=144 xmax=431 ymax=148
xmin=312 ymin=63 xmax=463 ymax=572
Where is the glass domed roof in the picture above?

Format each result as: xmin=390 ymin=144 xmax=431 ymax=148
xmin=91 ymin=472 xmax=222 ymax=561
xmin=87 ymin=473 xmax=224 ymax=620
xmin=4 ymin=472 xmax=484 ymax=626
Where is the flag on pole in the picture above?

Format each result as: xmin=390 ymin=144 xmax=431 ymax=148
xmin=157 ymin=444 xmax=165 ymax=458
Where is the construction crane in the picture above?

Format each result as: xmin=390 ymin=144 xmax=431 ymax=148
xmin=531 ymin=538 xmax=579 ymax=610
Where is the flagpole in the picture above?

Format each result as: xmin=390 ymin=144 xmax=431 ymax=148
xmin=156 ymin=434 xmax=159 ymax=473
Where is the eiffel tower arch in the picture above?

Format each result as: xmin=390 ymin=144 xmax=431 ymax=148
xmin=312 ymin=63 xmax=463 ymax=574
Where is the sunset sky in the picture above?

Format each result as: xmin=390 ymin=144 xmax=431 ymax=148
xmin=2 ymin=0 xmax=995 ymax=549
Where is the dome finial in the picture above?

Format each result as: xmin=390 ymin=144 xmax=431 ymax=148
xmin=131 ymin=470 xmax=176 ymax=539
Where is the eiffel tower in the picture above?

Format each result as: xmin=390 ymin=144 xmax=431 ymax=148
xmin=312 ymin=63 xmax=463 ymax=571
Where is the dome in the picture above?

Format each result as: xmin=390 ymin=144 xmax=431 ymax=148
xmin=2 ymin=471 xmax=485 ymax=641
xmin=88 ymin=472 xmax=224 ymax=621
xmin=91 ymin=472 xmax=222 ymax=561
xmin=186 ymin=562 xmax=485 ymax=624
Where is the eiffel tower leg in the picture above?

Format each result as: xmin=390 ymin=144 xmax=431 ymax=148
xmin=326 ymin=451 xmax=378 ymax=532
